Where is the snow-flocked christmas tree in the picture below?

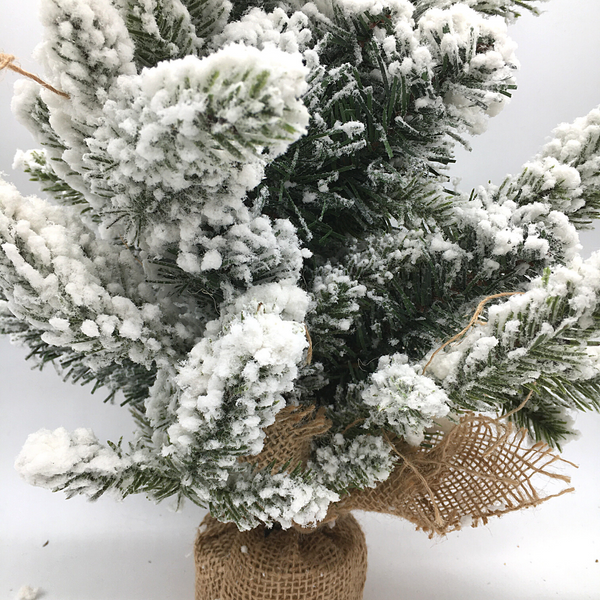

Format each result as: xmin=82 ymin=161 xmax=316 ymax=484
xmin=2 ymin=0 xmax=600 ymax=541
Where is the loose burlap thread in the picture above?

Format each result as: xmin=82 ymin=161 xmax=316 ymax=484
xmin=333 ymin=414 xmax=574 ymax=536
xmin=195 ymin=405 xmax=574 ymax=599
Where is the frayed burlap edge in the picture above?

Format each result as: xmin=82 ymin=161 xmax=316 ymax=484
xmin=242 ymin=403 xmax=574 ymax=536
xmin=195 ymin=407 xmax=575 ymax=599
xmin=332 ymin=413 xmax=575 ymax=537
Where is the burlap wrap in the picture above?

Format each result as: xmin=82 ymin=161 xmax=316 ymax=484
xmin=195 ymin=405 xmax=574 ymax=599
xmin=333 ymin=415 xmax=574 ymax=536
xmin=238 ymin=405 xmax=331 ymax=475
xmin=195 ymin=512 xmax=367 ymax=600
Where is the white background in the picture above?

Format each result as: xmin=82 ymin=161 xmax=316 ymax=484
xmin=1 ymin=1 xmax=600 ymax=598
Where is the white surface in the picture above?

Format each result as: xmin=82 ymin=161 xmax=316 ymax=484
xmin=1 ymin=1 xmax=600 ymax=598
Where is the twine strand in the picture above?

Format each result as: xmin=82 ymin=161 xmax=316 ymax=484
xmin=304 ymin=324 xmax=313 ymax=365
xmin=0 ymin=53 xmax=69 ymax=99
xmin=118 ymin=235 xmax=144 ymax=267
xmin=383 ymin=431 xmax=445 ymax=526
xmin=423 ymin=291 xmax=524 ymax=374
xmin=502 ymin=389 xmax=534 ymax=421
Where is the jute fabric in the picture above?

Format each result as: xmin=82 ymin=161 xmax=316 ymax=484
xmin=195 ymin=406 xmax=574 ymax=598
xmin=243 ymin=405 xmax=573 ymax=537
xmin=239 ymin=404 xmax=331 ymax=474
xmin=194 ymin=512 xmax=367 ymax=600
xmin=333 ymin=414 xmax=574 ymax=536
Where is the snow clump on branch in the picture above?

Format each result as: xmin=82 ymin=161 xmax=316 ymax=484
xmin=168 ymin=282 xmax=311 ymax=456
xmin=361 ymin=353 xmax=451 ymax=445
xmin=86 ymin=43 xmax=310 ymax=256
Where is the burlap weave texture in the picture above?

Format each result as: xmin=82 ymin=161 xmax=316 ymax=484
xmin=239 ymin=405 xmax=331 ymax=475
xmin=194 ymin=405 xmax=574 ymax=599
xmin=334 ymin=414 xmax=574 ymax=536
xmin=194 ymin=512 xmax=367 ymax=600
xmin=246 ymin=405 xmax=574 ymax=536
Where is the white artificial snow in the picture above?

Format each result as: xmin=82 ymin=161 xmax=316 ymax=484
xmin=333 ymin=120 xmax=365 ymax=138
xmin=15 ymin=427 xmax=131 ymax=493
xmin=542 ymin=106 xmax=600 ymax=164
xmin=120 ymin=0 xmax=202 ymax=56
xmin=454 ymin=182 xmax=582 ymax=264
xmin=310 ymin=264 xmax=366 ymax=334
xmin=80 ymin=319 xmax=100 ymax=337
xmin=425 ymin=252 xmax=600 ymax=396
xmin=229 ymin=280 xmax=311 ymax=323
xmin=36 ymin=0 xmax=136 ymax=97
xmin=4 ymin=0 xmax=599 ymax=533
xmin=176 ymin=251 xmax=202 ymax=274
xmin=10 ymin=0 xmax=136 ymax=210
xmin=361 ymin=354 xmax=451 ymax=445
xmin=459 ymin=515 xmax=474 ymax=528
xmin=16 ymin=586 xmax=40 ymax=600
xmin=174 ymin=216 xmax=307 ymax=292
xmin=199 ymin=249 xmax=223 ymax=271
xmin=293 ymin=0 xmax=519 ymax=148
xmin=0 ymin=178 xmax=201 ymax=372
xmin=310 ymin=433 xmax=395 ymax=489
xmin=512 ymin=105 xmax=600 ymax=219
xmin=215 ymin=7 xmax=313 ymax=56
xmin=463 ymin=336 xmax=498 ymax=370
xmin=168 ymin=282 xmax=310 ymax=456
xmin=227 ymin=469 xmax=339 ymax=530
xmin=288 ymin=0 xmax=414 ymax=21
xmin=86 ymin=43 xmax=310 ymax=257
xmin=417 ymin=4 xmax=517 ymax=133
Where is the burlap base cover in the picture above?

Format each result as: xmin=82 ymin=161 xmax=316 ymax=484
xmin=195 ymin=406 xmax=574 ymax=599
xmin=194 ymin=512 xmax=367 ymax=600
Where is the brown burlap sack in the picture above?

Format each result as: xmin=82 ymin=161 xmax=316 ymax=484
xmin=195 ymin=405 xmax=574 ymax=598
xmin=194 ymin=512 xmax=367 ymax=600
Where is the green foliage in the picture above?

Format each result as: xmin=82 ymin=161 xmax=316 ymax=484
xmin=0 ymin=308 xmax=156 ymax=407
xmin=180 ymin=0 xmax=232 ymax=39
xmin=251 ymin=4 xmax=519 ymax=254
xmin=503 ymin=126 xmax=600 ymax=228
xmin=4 ymin=0 xmax=600 ymax=529
xmin=122 ymin=0 xmax=201 ymax=69
xmin=228 ymin=0 xmax=278 ymax=22
xmin=413 ymin=0 xmax=545 ymax=21
xmin=508 ymin=378 xmax=600 ymax=451
xmin=438 ymin=277 xmax=600 ymax=446
xmin=18 ymin=150 xmax=88 ymax=208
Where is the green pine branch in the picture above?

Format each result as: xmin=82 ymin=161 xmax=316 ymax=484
xmin=1 ymin=312 xmax=156 ymax=407
xmin=433 ymin=269 xmax=600 ymax=446
xmin=506 ymin=375 xmax=600 ymax=450
xmin=18 ymin=150 xmax=89 ymax=209
xmin=502 ymin=116 xmax=600 ymax=228
xmin=179 ymin=0 xmax=232 ymax=39
xmin=413 ymin=0 xmax=545 ymax=21
xmin=122 ymin=0 xmax=201 ymax=69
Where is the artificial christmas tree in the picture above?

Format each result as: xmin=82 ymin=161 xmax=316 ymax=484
xmin=1 ymin=0 xmax=600 ymax=597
